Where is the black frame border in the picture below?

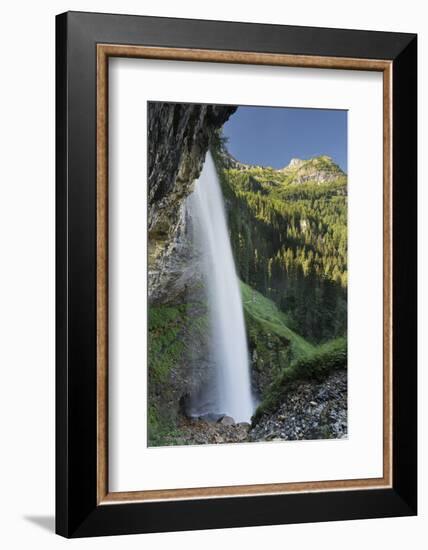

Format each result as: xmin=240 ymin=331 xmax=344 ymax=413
xmin=56 ymin=11 xmax=417 ymax=538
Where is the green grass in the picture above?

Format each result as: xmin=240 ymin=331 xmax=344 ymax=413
xmin=240 ymin=281 xmax=314 ymax=360
xmin=148 ymin=304 xmax=187 ymax=384
xmin=147 ymin=301 xmax=210 ymax=446
xmin=252 ymin=337 xmax=347 ymax=423
xmin=148 ymin=404 xmax=187 ymax=447
xmin=147 ymin=304 xmax=189 ymax=446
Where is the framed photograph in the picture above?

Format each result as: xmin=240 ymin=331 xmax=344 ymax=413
xmin=56 ymin=11 xmax=417 ymax=537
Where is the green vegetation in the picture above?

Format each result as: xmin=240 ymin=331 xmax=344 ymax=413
xmin=148 ymin=405 xmax=183 ymax=447
xmin=147 ymin=305 xmax=187 ymax=445
xmin=240 ymin=280 xmax=315 ymax=393
xmin=148 ymin=305 xmax=187 ymax=384
xmin=240 ymin=281 xmax=314 ymax=360
xmin=147 ymin=301 xmax=209 ymax=446
xmin=253 ymin=337 xmax=347 ymax=422
xmin=212 ymin=132 xmax=347 ymax=343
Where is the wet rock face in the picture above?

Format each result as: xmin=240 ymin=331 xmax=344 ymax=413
xmin=147 ymin=102 xmax=237 ymax=303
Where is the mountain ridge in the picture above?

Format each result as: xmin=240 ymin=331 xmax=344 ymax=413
xmin=218 ymin=145 xmax=346 ymax=186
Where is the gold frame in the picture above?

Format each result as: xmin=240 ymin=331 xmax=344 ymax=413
xmin=96 ymin=44 xmax=393 ymax=505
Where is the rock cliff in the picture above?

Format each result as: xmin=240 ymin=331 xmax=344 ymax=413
xmin=147 ymin=102 xmax=236 ymax=303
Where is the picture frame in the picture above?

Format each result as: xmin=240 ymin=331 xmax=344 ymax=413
xmin=56 ymin=10 xmax=417 ymax=538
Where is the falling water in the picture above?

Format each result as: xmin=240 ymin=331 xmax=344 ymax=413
xmin=187 ymin=152 xmax=254 ymax=423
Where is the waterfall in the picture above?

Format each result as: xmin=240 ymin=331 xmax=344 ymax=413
xmin=187 ymin=152 xmax=254 ymax=423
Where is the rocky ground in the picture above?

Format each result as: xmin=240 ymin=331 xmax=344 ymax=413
xmin=173 ymin=415 xmax=251 ymax=445
xmin=249 ymin=370 xmax=347 ymax=442
xmin=158 ymin=370 xmax=347 ymax=446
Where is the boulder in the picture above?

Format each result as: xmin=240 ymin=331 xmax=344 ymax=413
xmin=218 ymin=415 xmax=235 ymax=426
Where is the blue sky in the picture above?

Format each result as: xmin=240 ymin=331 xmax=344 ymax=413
xmin=222 ymin=106 xmax=348 ymax=172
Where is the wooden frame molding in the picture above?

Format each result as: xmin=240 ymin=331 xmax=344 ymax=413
xmin=96 ymin=43 xmax=393 ymax=505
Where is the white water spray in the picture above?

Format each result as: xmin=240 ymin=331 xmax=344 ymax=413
xmin=187 ymin=152 xmax=254 ymax=423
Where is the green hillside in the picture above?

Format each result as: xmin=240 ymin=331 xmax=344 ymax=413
xmin=240 ymin=281 xmax=313 ymax=360
xmin=253 ymin=336 xmax=347 ymax=422
xmin=213 ymin=133 xmax=348 ymax=344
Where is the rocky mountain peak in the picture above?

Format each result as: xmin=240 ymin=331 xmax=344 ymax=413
xmin=287 ymin=158 xmax=305 ymax=169
xmin=280 ymin=155 xmax=345 ymax=184
xmin=218 ymin=144 xmax=345 ymax=186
